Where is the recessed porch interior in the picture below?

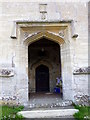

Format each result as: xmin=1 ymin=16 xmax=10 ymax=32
xmin=28 ymin=37 xmax=64 ymax=107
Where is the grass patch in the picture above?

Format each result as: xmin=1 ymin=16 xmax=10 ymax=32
xmin=74 ymin=105 xmax=90 ymax=120
xmin=0 ymin=105 xmax=24 ymax=119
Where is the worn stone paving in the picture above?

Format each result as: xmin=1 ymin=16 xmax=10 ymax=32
xmin=24 ymin=93 xmax=73 ymax=110
xmin=20 ymin=93 xmax=76 ymax=119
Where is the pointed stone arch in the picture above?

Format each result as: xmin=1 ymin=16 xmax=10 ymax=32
xmin=29 ymin=58 xmax=54 ymax=93
xmin=30 ymin=59 xmax=53 ymax=70
xmin=17 ymin=23 xmax=73 ymax=102
xmin=23 ymin=31 xmax=65 ymax=46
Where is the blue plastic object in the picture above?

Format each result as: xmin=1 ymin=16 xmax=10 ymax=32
xmin=54 ymin=87 xmax=60 ymax=93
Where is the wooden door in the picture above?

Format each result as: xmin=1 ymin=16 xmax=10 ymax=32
xmin=36 ymin=65 xmax=49 ymax=92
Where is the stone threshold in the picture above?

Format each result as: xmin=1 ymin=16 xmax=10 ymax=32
xmin=28 ymin=100 xmax=72 ymax=109
xmin=18 ymin=109 xmax=79 ymax=118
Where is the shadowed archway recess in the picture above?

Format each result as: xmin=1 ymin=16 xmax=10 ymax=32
xmin=28 ymin=37 xmax=61 ymax=93
xmin=23 ymin=31 xmax=65 ymax=46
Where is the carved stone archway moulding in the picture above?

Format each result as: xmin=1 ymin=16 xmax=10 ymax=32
xmin=29 ymin=59 xmax=54 ymax=93
xmin=23 ymin=31 xmax=65 ymax=45
xmin=10 ymin=20 xmax=78 ymax=41
xmin=30 ymin=59 xmax=53 ymax=70
xmin=10 ymin=20 xmax=76 ymax=101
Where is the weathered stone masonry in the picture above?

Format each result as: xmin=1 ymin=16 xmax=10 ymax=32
xmin=0 ymin=1 xmax=89 ymax=105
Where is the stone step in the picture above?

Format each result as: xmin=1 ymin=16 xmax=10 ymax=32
xmin=18 ymin=109 xmax=79 ymax=118
xmin=25 ymin=100 xmax=73 ymax=109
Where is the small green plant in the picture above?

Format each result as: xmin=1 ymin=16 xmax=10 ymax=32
xmin=0 ymin=105 xmax=24 ymax=120
xmin=74 ymin=105 xmax=90 ymax=120
xmin=14 ymin=114 xmax=24 ymax=119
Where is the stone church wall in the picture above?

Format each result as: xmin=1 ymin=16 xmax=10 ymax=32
xmin=0 ymin=1 xmax=89 ymax=105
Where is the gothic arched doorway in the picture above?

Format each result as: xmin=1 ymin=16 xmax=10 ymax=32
xmin=28 ymin=38 xmax=61 ymax=93
xmin=36 ymin=65 xmax=49 ymax=92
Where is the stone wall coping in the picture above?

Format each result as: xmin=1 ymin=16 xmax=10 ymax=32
xmin=0 ymin=68 xmax=14 ymax=77
xmin=73 ymin=67 xmax=90 ymax=75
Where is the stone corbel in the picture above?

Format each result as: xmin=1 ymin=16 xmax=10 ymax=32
xmin=71 ymin=21 xmax=78 ymax=38
xmin=11 ymin=22 xmax=17 ymax=39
